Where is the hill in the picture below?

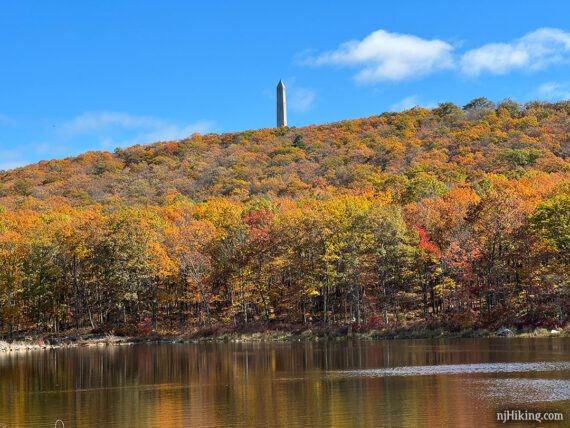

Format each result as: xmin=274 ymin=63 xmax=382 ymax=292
xmin=0 ymin=99 xmax=569 ymax=337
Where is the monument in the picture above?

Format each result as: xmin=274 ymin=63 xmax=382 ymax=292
xmin=277 ymin=80 xmax=287 ymax=127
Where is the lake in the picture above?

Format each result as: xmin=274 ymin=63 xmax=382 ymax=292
xmin=0 ymin=338 xmax=568 ymax=427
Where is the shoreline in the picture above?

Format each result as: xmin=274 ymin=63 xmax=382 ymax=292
xmin=1 ymin=325 xmax=568 ymax=353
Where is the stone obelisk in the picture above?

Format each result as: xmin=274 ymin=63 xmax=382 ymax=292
xmin=277 ymin=80 xmax=287 ymax=127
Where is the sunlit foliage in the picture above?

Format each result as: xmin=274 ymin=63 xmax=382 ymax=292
xmin=0 ymin=100 xmax=568 ymax=334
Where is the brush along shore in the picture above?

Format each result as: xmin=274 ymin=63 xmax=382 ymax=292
xmin=0 ymin=324 xmax=567 ymax=353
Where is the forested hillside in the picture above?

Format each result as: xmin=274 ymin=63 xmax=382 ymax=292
xmin=0 ymin=99 xmax=569 ymax=336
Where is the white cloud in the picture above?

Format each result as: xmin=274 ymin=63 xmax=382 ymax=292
xmin=289 ymin=87 xmax=316 ymax=112
xmin=97 ymin=120 xmax=214 ymax=150
xmin=0 ymin=149 xmax=27 ymax=171
xmin=389 ymin=95 xmax=436 ymax=112
xmin=138 ymin=121 xmax=214 ymax=142
xmin=537 ymin=81 xmax=570 ymax=100
xmin=60 ymin=111 xmax=214 ymax=149
xmin=461 ymin=28 xmax=570 ymax=76
xmin=34 ymin=142 xmax=70 ymax=156
xmin=61 ymin=112 xmax=170 ymax=137
xmin=0 ymin=160 xmax=26 ymax=171
xmin=265 ymin=78 xmax=316 ymax=114
xmin=300 ymin=27 xmax=570 ymax=84
xmin=305 ymin=29 xmax=454 ymax=82
xmin=0 ymin=113 xmax=214 ymax=171
xmin=389 ymin=96 xmax=420 ymax=112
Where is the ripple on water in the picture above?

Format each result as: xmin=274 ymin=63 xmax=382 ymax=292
xmin=332 ymin=361 xmax=570 ymax=378
xmin=474 ymin=378 xmax=570 ymax=403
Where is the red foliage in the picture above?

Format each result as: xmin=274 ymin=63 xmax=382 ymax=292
xmin=417 ymin=226 xmax=441 ymax=257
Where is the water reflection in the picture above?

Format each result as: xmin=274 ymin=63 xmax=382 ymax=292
xmin=0 ymin=338 xmax=568 ymax=427
xmin=333 ymin=361 xmax=570 ymax=377
xmin=474 ymin=379 xmax=570 ymax=403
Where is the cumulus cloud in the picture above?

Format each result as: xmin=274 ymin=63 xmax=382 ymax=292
xmin=304 ymin=29 xmax=455 ymax=82
xmin=461 ymin=28 xmax=570 ymax=76
xmin=300 ymin=27 xmax=570 ymax=83
xmin=537 ymin=81 xmax=570 ymax=100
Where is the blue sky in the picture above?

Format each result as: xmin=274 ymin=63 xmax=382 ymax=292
xmin=1 ymin=1 xmax=569 ymax=170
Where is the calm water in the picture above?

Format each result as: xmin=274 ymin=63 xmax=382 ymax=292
xmin=0 ymin=338 xmax=568 ymax=427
